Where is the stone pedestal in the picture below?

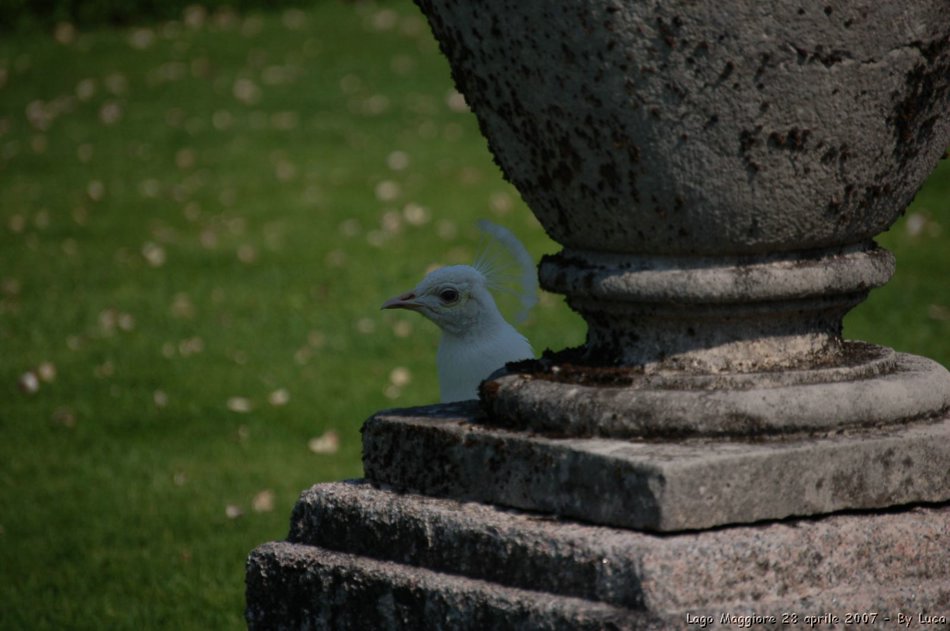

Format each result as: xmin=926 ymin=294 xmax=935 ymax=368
xmin=246 ymin=479 xmax=950 ymax=629
xmin=247 ymin=0 xmax=950 ymax=626
xmin=361 ymin=404 xmax=950 ymax=532
xmin=246 ymin=404 xmax=950 ymax=628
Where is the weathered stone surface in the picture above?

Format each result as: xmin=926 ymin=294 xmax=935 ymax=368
xmin=288 ymin=481 xmax=950 ymax=612
xmin=415 ymin=0 xmax=950 ymax=256
xmin=246 ymin=482 xmax=950 ymax=628
xmin=363 ymin=403 xmax=950 ymax=531
xmin=485 ymin=351 xmax=950 ymax=438
xmin=246 ymin=542 xmax=652 ymax=631
xmin=535 ymin=245 xmax=896 ymax=371
xmin=415 ymin=0 xmax=950 ymax=434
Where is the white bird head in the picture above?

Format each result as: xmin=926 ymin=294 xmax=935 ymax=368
xmin=380 ymin=221 xmax=537 ymax=402
xmin=381 ymin=265 xmax=502 ymax=337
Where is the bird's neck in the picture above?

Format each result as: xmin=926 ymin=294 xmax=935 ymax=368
xmin=440 ymin=297 xmax=509 ymax=341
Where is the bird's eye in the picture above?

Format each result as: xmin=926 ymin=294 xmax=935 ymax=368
xmin=438 ymin=288 xmax=459 ymax=303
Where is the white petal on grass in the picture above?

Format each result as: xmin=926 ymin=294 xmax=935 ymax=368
xmin=389 ymin=366 xmax=412 ymax=387
xmin=170 ymin=293 xmax=195 ymax=319
xmin=437 ymin=219 xmax=458 ymax=240
xmin=77 ymin=143 xmax=94 ymax=162
xmin=104 ymin=73 xmax=128 ymax=95
xmin=270 ymin=111 xmax=299 ymax=130
xmin=241 ymin=15 xmax=263 ymax=37
xmin=184 ymin=5 xmax=208 ymax=29
xmin=361 ymin=94 xmax=390 ymax=115
xmin=386 ymin=150 xmax=410 ymax=171
xmin=99 ymin=308 xmax=118 ymax=334
xmin=366 ymin=230 xmax=387 ymax=247
xmin=153 ymin=390 xmax=169 ymax=408
xmin=381 ymin=210 xmax=402 ymax=234
xmin=32 ymin=209 xmax=50 ymax=229
xmin=117 ymin=312 xmax=135 ymax=331
xmin=225 ymin=504 xmax=244 ymax=519
xmin=61 ymin=238 xmax=78 ymax=256
xmin=129 ymin=28 xmax=155 ymax=50
xmin=139 ymin=179 xmax=161 ymax=198
xmin=490 ymin=191 xmax=514 ymax=215
xmin=233 ymin=78 xmax=261 ymax=105
xmin=72 ymin=207 xmax=88 ymax=225
xmin=51 ymin=407 xmax=76 ymax=428
xmin=293 ymin=346 xmax=312 ymax=365
xmin=76 ymin=79 xmax=96 ymax=101
xmin=282 ymin=8 xmax=307 ymax=30
xmin=928 ymin=305 xmax=950 ymax=321
xmin=141 ymin=242 xmax=166 ymax=267
xmin=308 ymin=430 xmax=340 ymax=455
xmin=339 ymin=74 xmax=362 ymax=95
xmin=370 ymin=9 xmax=398 ymax=31
xmin=268 ymin=388 xmax=290 ymax=406
xmin=37 ymin=362 xmax=56 ymax=382
xmin=390 ymin=54 xmax=414 ymax=75
xmin=355 ymin=317 xmax=375 ymax=334
xmin=227 ymin=396 xmax=252 ymax=413
xmin=182 ymin=202 xmax=201 ymax=222
xmin=26 ymin=100 xmax=51 ymax=130
xmin=178 ymin=337 xmax=204 ymax=356
xmin=31 ymin=135 xmax=48 ymax=154
xmin=402 ymin=203 xmax=430 ymax=226
xmin=18 ymin=371 xmax=39 ymax=394
xmin=339 ymin=218 xmax=361 ymax=237
xmin=87 ymin=180 xmax=105 ymax=201
xmin=252 ymin=489 xmax=276 ymax=512
xmin=212 ymin=109 xmax=234 ymax=130
xmin=392 ymin=320 xmax=413 ymax=338
xmin=175 ymin=148 xmax=196 ymax=169
xmin=308 ymin=330 xmax=326 ymax=348
xmin=54 ymin=22 xmax=76 ymax=44
xmin=200 ymin=228 xmax=218 ymax=249
xmin=1 ymin=278 xmax=20 ymax=296
xmin=237 ymin=244 xmax=258 ymax=264
xmin=274 ymin=159 xmax=297 ymax=181
xmin=906 ymin=213 xmax=926 ymax=237
xmin=445 ymin=89 xmax=469 ymax=113
xmin=8 ymin=214 xmax=26 ymax=233
xmin=94 ymin=360 xmax=115 ymax=378
xmin=325 ymin=249 xmax=346 ymax=267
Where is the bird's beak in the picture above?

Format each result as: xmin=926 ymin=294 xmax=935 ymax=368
xmin=381 ymin=291 xmax=421 ymax=311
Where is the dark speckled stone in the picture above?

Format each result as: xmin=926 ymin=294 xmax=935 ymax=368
xmin=246 ymin=481 xmax=950 ymax=629
xmin=362 ymin=403 xmax=950 ymax=532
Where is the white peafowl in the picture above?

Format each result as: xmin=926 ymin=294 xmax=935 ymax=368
xmin=382 ymin=220 xmax=537 ymax=403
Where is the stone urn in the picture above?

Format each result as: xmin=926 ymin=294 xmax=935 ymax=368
xmin=415 ymin=0 xmax=950 ymax=439
xmin=245 ymin=4 xmax=950 ymax=625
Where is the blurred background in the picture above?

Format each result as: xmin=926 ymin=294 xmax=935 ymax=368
xmin=1 ymin=1 xmax=947 ymax=628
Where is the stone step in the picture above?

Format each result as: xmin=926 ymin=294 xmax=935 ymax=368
xmin=246 ymin=539 xmax=950 ymax=629
xmin=288 ymin=480 xmax=649 ymax=609
xmin=362 ymin=402 xmax=950 ymax=531
xmin=285 ymin=480 xmax=950 ymax=614
xmin=245 ymin=541 xmax=655 ymax=631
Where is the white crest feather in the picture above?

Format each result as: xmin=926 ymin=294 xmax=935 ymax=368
xmin=473 ymin=220 xmax=538 ymax=324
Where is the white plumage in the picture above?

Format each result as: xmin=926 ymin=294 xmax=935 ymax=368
xmin=382 ymin=223 xmax=536 ymax=403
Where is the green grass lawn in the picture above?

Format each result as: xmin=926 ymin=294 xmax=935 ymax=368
xmin=0 ymin=1 xmax=947 ymax=628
